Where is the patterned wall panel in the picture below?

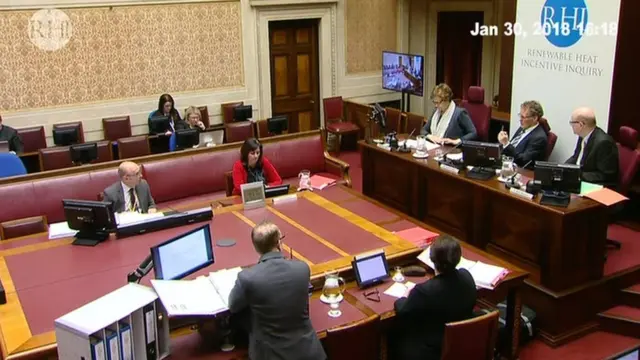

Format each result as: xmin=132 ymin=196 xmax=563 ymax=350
xmin=0 ymin=2 xmax=243 ymax=111
xmin=345 ymin=0 xmax=397 ymax=74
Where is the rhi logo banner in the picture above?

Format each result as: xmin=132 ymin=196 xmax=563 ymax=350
xmin=28 ymin=8 xmax=73 ymax=51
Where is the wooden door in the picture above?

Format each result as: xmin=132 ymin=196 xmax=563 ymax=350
xmin=269 ymin=19 xmax=320 ymax=133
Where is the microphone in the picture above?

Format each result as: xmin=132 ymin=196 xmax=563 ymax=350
xmin=505 ymin=160 xmax=532 ymax=189
xmin=440 ymin=141 xmax=464 ymax=162
xmin=127 ymin=254 xmax=154 ymax=283
xmin=399 ymin=128 xmax=416 ymax=153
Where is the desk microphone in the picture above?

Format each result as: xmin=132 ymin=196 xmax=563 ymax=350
xmin=440 ymin=141 xmax=464 ymax=162
xmin=399 ymin=128 xmax=416 ymax=153
xmin=505 ymin=160 xmax=532 ymax=189
xmin=127 ymin=254 xmax=154 ymax=283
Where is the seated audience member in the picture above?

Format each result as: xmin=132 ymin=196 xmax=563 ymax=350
xmin=184 ymin=106 xmax=206 ymax=132
xmin=391 ymin=235 xmax=477 ymax=360
xmin=232 ymin=138 xmax=282 ymax=195
xmin=148 ymin=93 xmax=187 ymax=136
xmin=498 ymin=100 xmax=548 ymax=169
xmin=0 ymin=114 xmax=24 ymax=153
xmin=229 ymin=221 xmax=326 ymax=360
xmin=421 ymin=83 xmax=477 ymax=145
xmin=103 ymin=161 xmax=157 ymax=213
xmin=565 ymin=107 xmax=619 ymax=187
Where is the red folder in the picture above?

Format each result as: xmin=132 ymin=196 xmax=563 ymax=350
xmin=395 ymin=227 xmax=439 ymax=248
xmin=310 ymin=175 xmax=337 ymax=190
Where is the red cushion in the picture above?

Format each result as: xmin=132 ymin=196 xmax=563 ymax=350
xmin=619 ymin=126 xmax=638 ymax=149
xmin=326 ymin=122 xmax=359 ymax=133
xmin=90 ymin=168 xmax=121 ymax=196
xmin=546 ymin=131 xmax=558 ymax=160
xmin=262 ymin=133 xmax=326 ymax=179
xmin=617 ymin=126 xmax=640 ymax=194
xmin=32 ymin=173 xmax=96 ymax=223
xmin=0 ymin=182 xmax=39 ymax=224
xmin=323 ymin=97 xmax=344 ymax=121
xmin=156 ymin=190 xmax=227 ymax=210
xmin=467 ymin=86 xmax=484 ymax=103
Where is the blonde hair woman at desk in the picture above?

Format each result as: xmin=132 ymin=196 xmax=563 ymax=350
xmin=420 ymin=83 xmax=477 ymax=146
xmin=184 ymin=106 xmax=206 ymax=132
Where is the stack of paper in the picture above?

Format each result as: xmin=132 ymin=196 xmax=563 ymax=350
xmin=116 ymin=211 xmax=164 ymax=226
xmin=310 ymin=175 xmax=337 ymax=190
xmin=394 ymin=227 xmax=439 ymax=248
xmin=417 ymin=247 xmax=508 ymax=289
xmin=384 ymin=281 xmax=416 ymax=298
xmin=48 ymin=221 xmax=77 ymax=240
xmin=208 ymin=267 xmax=242 ymax=306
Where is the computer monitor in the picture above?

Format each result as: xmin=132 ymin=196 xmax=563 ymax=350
xmin=63 ymin=199 xmax=117 ymax=246
xmin=233 ymin=105 xmax=253 ymax=122
xmin=461 ymin=141 xmax=501 ymax=180
xmin=351 ymin=249 xmax=390 ymax=288
xmin=267 ymin=115 xmax=289 ymax=135
xmin=149 ymin=115 xmax=170 ymax=134
xmin=265 ymin=184 xmax=290 ymax=198
xmin=70 ymin=142 xmax=98 ymax=165
xmin=533 ymin=161 xmax=581 ymax=207
xmin=53 ymin=127 xmax=80 ymax=146
xmin=150 ymin=224 xmax=214 ymax=280
xmin=610 ymin=345 xmax=640 ymax=360
xmin=175 ymin=129 xmax=199 ymax=150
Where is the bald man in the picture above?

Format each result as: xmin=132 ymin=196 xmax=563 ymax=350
xmin=103 ymin=161 xmax=157 ymax=213
xmin=565 ymin=107 xmax=619 ymax=187
xmin=228 ymin=221 xmax=326 ymax=360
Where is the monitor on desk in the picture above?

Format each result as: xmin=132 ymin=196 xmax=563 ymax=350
xmin=461 ymin=141 xmax=501 ymax=180
xmin=533 ymin=161 xmax=581 ymax=207
xmin=70 ymin=142 xmax=98 ymax=165
xmin=63 ymin=199 xmax=117 ymax=246
xmin=53 ymin=127 xmax=80 ymax=146
xmin=233 ymin=105 xmax=253 ymax=122
xmin=151 ymin=224 xmax=214 ymax=280
xmin=175 ymin=129 xmax=199 ymax=149
xmin=265 ymin=184 xmax=290 ymax=198
xmin=267 ymin=115 xmax=289 ymax=135
xmin=149 ymin=115 xmax=170 ymax=134
xmin=352 ymin=249 xmax=390 ymax=288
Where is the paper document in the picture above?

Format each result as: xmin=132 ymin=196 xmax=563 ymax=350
xmin=583 ymin=187 xmax=628 ymax=206
xmin=425 ymin=142 xmax=441 ymax=151
xmin=394 ymin=227 xmax=439 ymax=248
xmin=48 ymin=221 xmax=77 ymax=239
xmin=580 ymin=181 xmax=603 ymax=196
xmin=383 ymin=281 xmax=416 ymax=298
xmin=116 ymin=211 xmax=164 ymax=226
xmin=310 ymin=175 xmax=337 ymax=190
xmin=209 ymin=267 xmax=242 ymax=307
xmin=151 ymin=277 xmax=227 ymax=316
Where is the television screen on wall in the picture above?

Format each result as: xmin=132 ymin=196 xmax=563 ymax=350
xmin=382 ymin=51 xmax=424 ymax=97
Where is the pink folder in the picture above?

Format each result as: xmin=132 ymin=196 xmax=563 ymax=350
xmin=310 ymin=175 xmax=337 ymax=190
xmin=395 ymin=227 xmax=439 ymax=248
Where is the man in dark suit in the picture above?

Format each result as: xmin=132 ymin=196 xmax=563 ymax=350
xmin=391 ymin=235 xmax=477 ymax=360
xmin=0 ymin=115 xmax=24 ymax=153
xmin=103 ymin=161 xmax=157 ymax=213
xmin=228 ymin=221 xmax=326 ymax=360
xmin=498 ymin=100 xmax=548 ymax=169
xmin=565 ymin=107 xmax=619 ymax=187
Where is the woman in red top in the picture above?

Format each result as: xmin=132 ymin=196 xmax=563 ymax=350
xmin=232 ymin=138 xmax=282 ymax=195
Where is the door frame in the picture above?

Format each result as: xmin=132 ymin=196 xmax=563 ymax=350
xmin=426 ymin=1 xmax=495 ymax=116
xmin=256 ymin=4 xmax=337 ymax=127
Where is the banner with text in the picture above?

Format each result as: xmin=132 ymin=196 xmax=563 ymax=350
xmin=510 ymin=0 xmax=621 ymax=162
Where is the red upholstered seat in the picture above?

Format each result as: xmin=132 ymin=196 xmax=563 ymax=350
xmin=0 ymin=216 xmax=48 ymax=240
xmin=323 ymin=96 xmax=360 ymax=155
xmin=324 ymin=314 xmax=381 ymax=360
xmin=118 ymin=136 xmax=150 ymax=159
xmin=617 ymin=126 xmax=640 ymax=195
xmin=256 ymin=120 xmax=272 ymax=139
xmin=404 ymin=112 xmax=426 ymax=135
xmin=384 ymin=107 xmax=403 ymax=134
xmin=102 ymin=116 xmax=132 ymax=142
xmin=221 ymin=102 xmax=244 ymax=125
xmin=95 ymin=140 xmax=113 ymax=164
xmin=325 ymin=121 xmax=359 ymax=133
xmin=225 ymin=122 xmax=255 ymax=143
xmin=539 ymin=117 xmax=557 ymax=160
xmin=39 ymin=146 xmax=73 ymax=171
xmin=17 ymin=126 xmax=47 ymax=153
xmin=441 ymin=310 xmax=499 ymax=360
xmin=461 ymin=86 xmax=491 ymax=141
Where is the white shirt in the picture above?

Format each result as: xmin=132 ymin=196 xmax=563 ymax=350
xmin=576 ymin=128 xmax=595 ymax=165
xmin=121 ymin=182 xmax=139 ymax=212
xmin=430 ymin=101 xmax=455 ymax=138
xmin=510 ymin=123 xmax=539 ymax=148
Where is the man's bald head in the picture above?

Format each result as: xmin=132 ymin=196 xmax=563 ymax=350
xmin=251 ymin=221 xmax=281 ymax=254
xmin=118 ymin=161 xmax=142 ymax=187
xmin=571 ymin=107 xmax=597 ymax=127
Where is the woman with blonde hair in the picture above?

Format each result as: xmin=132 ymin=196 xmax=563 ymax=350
xmin=184 ymin=106 xmax=206 ymax=132
xmin=420 ymin=83 xmax=477 ymax=145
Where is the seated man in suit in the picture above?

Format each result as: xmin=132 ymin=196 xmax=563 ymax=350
xmin=229 ymin=221 xmax=326 ymax=360
xmin=421 ymin=83 xmax=477 ymax=145
xmin=103 ymin=161 xmax=157 ymax=213
xmin=390 ymin=235 xmax=477 ymax=360
xmin=497 ymin=100 xmax=548 ymax=169
xmin=565 ymin=107 xmax=619 ymax=187
xmin=0 ymin=115 xmax=24 ymax=153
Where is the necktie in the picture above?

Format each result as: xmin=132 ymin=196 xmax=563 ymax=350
xmin=509 ymin=129 xmax=524 ymax=147
xmin=129 ymin=188 xmax=137 ymax=212
xmin=576 ymin=138 xmax=587 ymax=165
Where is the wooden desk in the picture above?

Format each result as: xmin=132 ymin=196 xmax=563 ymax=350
xmin=359 ymin=140 xmax=607 ymax=293
xmin=0 ymin=187 xmax=527 ymax=360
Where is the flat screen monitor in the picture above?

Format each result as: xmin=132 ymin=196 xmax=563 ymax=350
xmin=382 ymin=51 xmax=424 ymax=97
xmin=151 ymin=224 xmax=214 ymax=280
xmin=352 ymin=250 xmax=390 ymax=288
xmin=534 ymin=161 xmax=581 ymax=194
xmin=233 ymin=105 xmax=253 ymax=122
xmin=63 ymin=199 xmax=117 ymax=246
xmin=267 ymin=115 xmax=289 ymax=135
xmin=462 ymin=141 xmax=502 ymax=168
xmin=611 ymin=345 xmax=640 ymax=360
xmin=149 ymin=115 xmax=170 ymax=134
xmin=175 ymin=129 xmax=199 ymax=149
xmin=53 ymin=127 xmax=80 ymax=146
xmin=70 ymin=142 xmax=98 ymax=165
xmin=265 ymin=184 xmax=290 ymax=198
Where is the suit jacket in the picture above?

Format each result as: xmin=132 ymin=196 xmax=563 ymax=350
xmin=103 ymin=180 xmax=156 ymax=213
xmin=228 ymin=251 xmax=326 ymax=360
xmin=420 ymin=106 xmax=477 ymax=141
xmin=501 ymin=124 xmax=548 ymax=169
xmin=0 ymin=125 xmax=24 ymax=153
xmin=392 ymin=269 xmax=477 ymax=360
xmin=565 ymin=127 xmax=619 ymax=187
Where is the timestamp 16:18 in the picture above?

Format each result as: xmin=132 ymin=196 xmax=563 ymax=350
xmin=503 ymin=22 xmax=618 ymax=37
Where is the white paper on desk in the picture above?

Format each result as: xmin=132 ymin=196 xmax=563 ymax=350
xmin=151 ymin=277 xmax=227 ymax=316
xmin=468 ymin=262 xmax=508 ymax=290
xmin=115 ymin=211 xmax=164 ymax=226
xmin=425 ymin=142 xmax=441 ymax=151
xmin=399 ymin=139 xmax=418 ymax=148
xmin=209 ymin=267 xmax=242 ymax=307
xmin=383 ymin=281 xmax=416 ymax=298
xmin=418 ymin=247 xmax=477 ymax=271
xmin=446 ymin=152 xmax=463 ymax=161
xmin=48 ymin=221 xmax=77 ymax=239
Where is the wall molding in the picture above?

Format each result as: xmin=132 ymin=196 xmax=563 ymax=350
xmin=0 ymin=0 xmax=235 ymax=10
xmin=250 ymin=0 xmax=336 ymax=6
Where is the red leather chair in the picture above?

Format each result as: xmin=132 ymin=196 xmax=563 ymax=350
xmin=102 ymin=116 xmax=132 ymax=142
xmin=39 ymin=146 xmax=73 ymax=171
xmin=17 ymin=126 xmax=47 ymax=153
xmin=441 ymin=310 xmax=499 ymax=360
xmin=96 ymin=140 xmax=114 ymax=163
xmin=384 ymin=107 xmax=403 ymax=134
xmin=53 ymin=121 xmax=85 ymax=144
xmin=0 ymin=216 xmax=48 ymax=240
xmin=225 ymin=121 xmax=255 ymax=143
xmin=323 ymin=96 xmax=359 ymax=155
xmin=538 ymin=117 xmax=557 ymax=160
xmin=405 ymin=112 xmax=426 ymax=135
xmin=118 ymin=136 xmax=151 ymax=159
xmin=460 ymin=86 xmax=491 ymax=141
xmin=224 ymin=171 xmax=234 ymax=196
xmin=323 ymin=314 xmax=381 ymax=360
xmin=256 ymin=120 xmax=272 ymax=139
xmin=221 ymin=102 xmax=244 ymax=125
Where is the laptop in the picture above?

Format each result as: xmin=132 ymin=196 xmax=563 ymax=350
xmin=198 ymin=130 xmax=224 ymax=148
xmin=0 ymin=141 xmax=9 ymax=153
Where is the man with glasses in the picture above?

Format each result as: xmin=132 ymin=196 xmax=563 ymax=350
xmin=566 ymin=107 xmax=619 ymax=187
xmin=421 ymin=83 xmax=477 ymax=145
xmin=103 ymin=161 xmax=157 ymax=213
xmin=497 ymin=100 xmax=548 ymax=169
